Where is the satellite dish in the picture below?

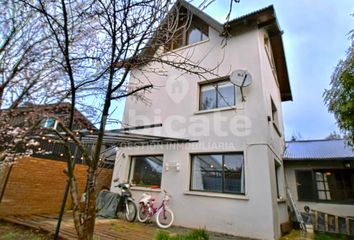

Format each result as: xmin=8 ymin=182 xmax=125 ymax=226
xmin=230 ymin=70 xmax=252 ymax=102
xmin=230 ymin=70 xmax=252 ymax=87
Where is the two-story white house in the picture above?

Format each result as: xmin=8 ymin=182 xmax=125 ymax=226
xmin=111 ymin=2 xmax=292 ymax=239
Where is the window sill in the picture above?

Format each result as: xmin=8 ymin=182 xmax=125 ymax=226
xmin=131 ymin=186 xmax=161 ymax=192
xmin=194 ymin=106 xmax=237 ymax=115
xmin=184 ymin=191 xmax=249 ymax=200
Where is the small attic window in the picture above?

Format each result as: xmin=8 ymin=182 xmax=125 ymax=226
xmin=165 ymin=16 xmax=209 ymax=52
xmin=187 ymin=20 xmax=208 ymax=45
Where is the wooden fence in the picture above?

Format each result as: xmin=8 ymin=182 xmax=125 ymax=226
xmin=312 ymin=210 xmax=354 ymax=236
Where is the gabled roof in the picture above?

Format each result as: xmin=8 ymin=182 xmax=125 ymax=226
xmin=118 ymin=1 xmax=292 ymax=101
xmin=1 ymin=102 xmax=96 ymax=130
xmin=174 ymin=2 xmax=292 ymax=101
xmin=178 ymin=0 xmax=223 ymax=33
xmin=284 ymin=139 xmax=354 ymax=161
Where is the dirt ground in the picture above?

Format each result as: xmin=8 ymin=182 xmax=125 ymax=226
xmin=0 ymin=220 xmax=52 ymax=240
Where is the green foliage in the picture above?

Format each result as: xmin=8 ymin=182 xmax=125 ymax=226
xmin=189 ymin=229 xmax=209 ymax=240
xmin=324 ymin=31 xmax=354 ymax=146
xmin=325 ymin=131 xmax=342 ymax=140
xmin=0 ymin=231 xmax=50 ymax=240
xmin=155 ymin=229 xmax=209 ymax=240
xmin=155 ymin=231 xmax=170 ymax=240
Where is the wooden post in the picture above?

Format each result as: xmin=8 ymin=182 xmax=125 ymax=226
xmin=325 ymin=214 xmax=328 ymax=232
xmin=346 ymin=218 xmax=350 ymax=235
xmin=335 ymin=216 xmax=339 ymax=234
xmin=314 ymin=210 xmax=318 ymax=231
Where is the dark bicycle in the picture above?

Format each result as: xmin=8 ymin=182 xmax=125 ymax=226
xmin=115 ymin=182 xmax=137 ymax=222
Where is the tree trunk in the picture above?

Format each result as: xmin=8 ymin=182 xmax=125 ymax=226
xmin=83 ymin=167 xmax=97 ymax=239
xmin=69 ymin=174 xmax=85 ymax=239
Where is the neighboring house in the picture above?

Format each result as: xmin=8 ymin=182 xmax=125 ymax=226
xmin=0 ymin=102 xmax=98 ymax=163
xmin=111 ymin=2 xmax=292 ymax=240
xmin=284 ymin=139 xmax=354 ymax=218
xmin=0 ymin=103 xmax=112 ymax=216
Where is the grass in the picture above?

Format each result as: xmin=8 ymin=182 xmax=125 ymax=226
xmin=155 ymin=229 xmax=209 ymax=240
xmin=0 ymin=221 xmax=51 ymax=240
xmin=280 ymin=230 xmax=349 ymax=240
xmin=315 ymin=233 xmax=346 ymax=240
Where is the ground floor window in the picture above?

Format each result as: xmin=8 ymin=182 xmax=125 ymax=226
xmin=296 ymin=169 xmax=354 ymax=203
xmin=191 ymin=153 xmax=244 ymax=194
xmin=129 ymin=155 xmax=163 ymax=188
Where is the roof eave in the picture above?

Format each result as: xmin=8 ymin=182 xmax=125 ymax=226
xmin=227 ymin=5 xmax=292 ymax=102
xmin=179 ymin=0 xmax=223 ymax=33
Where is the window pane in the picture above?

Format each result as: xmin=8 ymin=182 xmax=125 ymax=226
xmin=296 ymin=170 xmax=316 ymax=201
xmin=326 ymin=170 xmax=354 ymax=201
xmin=274 ymin=162 xmax=281 ymax=198
xmin=315 ymin=172 xmax=324 ymax=181
xmin=43 ymin=117 xmax=56 ymax=128
xmin=224 ymin=154 xmax=244 ymax=193
xmin=318 ymin=191 xmax=327 ymax=200
xmin=217 ymin=82 xmax=235 ymax=108
xmin=201 ymin=32 xmax=208 ymax=41
xmin=191 ymin=155 xmax=222 ymax=192
xmin=200 ymin=85 xmax=216 ymax=110
xmin=130 ymin=156 xmax=163 ymax=187
xmin=316 ymin=182 xmax=325 ymax=191
xmin=191 ymin=154 xmax=245 ymax=194
xmin=188 ymin=28 xmax=202 ymax=45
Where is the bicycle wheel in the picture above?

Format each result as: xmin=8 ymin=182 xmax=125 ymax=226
xmin=156 ymin=207 xmax=174 ymax=228
xmin=137 ymin=203 xmax=149 ymax=223
xmin=124 ymin=199 xmax=137 ymax=222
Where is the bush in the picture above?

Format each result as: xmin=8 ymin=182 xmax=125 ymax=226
xmin=155 ymin=229 xmax=209 ymax=240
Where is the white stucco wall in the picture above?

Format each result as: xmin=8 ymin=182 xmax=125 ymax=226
xmin=112 ymin=24 xmax=289 ymax=240
xmin=112 ymin=144 xmax=278 ymax=239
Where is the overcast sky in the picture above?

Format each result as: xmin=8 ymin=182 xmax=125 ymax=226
xmin=112 ymin=1 xmax=353 ymax=140
xmin=204 ymin=0 xmax=353 ymax=140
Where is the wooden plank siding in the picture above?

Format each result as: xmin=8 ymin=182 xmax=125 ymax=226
xmin=0 ymin=157 xmax=112 ymax=216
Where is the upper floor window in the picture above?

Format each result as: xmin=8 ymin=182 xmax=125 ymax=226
xmin=264 ymin=37 xmax=276 ymax=70
xmin=271 ymin=98 xmax=281 ymax=136
xmin=41 ymin=117 xmax=57 ymax=129
xmin=264 ymin=36 xmax=279 ymax=86
xmin=165 ymin=16 xmax=209 ymax=52
xmin=199 ymin=80 xmax=235 ymax=110
xmin=187 ymin=23 xmax=208 ymax=45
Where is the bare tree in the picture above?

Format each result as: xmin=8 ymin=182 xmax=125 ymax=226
xmin=0 ymin=0 xmax=66 ymax=169
xmin=9 ymin=0 xmax=240 ymax=239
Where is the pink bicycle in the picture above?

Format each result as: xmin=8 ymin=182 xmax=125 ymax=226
xmin=137 ymin=189 xmax=174 ymax=228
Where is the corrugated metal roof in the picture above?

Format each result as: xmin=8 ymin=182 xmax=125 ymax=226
xmin=284 ymin=139 xmax=354 ymax=160
xmin=228 ymin=5 xmax=274 ymax=25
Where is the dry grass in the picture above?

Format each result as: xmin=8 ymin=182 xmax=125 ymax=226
xmin=0 ymin=220 xmax=52 ymax=240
